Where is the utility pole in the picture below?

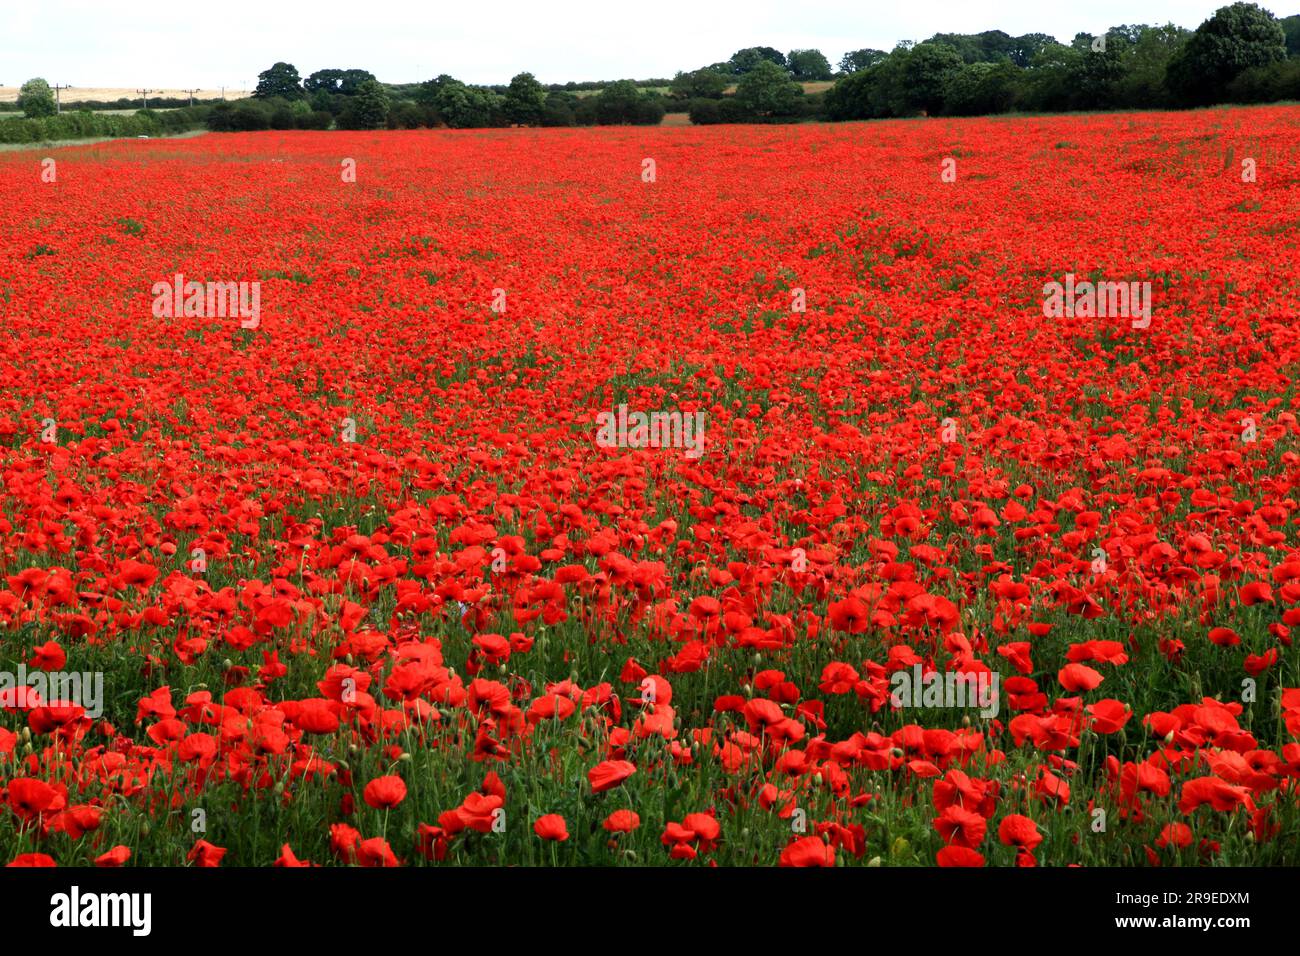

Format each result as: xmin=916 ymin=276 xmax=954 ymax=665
xmin=53 ymin=84 xmax=72 ymax=114
xmin=184 ymin=88 xmax=198 ymax=107
xmin=136 ymin=88 xmax=154 ymax=109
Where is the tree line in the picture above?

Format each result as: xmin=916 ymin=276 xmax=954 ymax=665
xmin=6 ymin=2 xmax=1299 ymax=138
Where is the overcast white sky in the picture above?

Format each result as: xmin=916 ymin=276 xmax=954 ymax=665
xmin=3 ymin=0 xmax=1292 ymax=89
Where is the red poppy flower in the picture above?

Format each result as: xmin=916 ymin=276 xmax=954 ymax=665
xmin=533 ymin=814 xmax=569 ymax=841
xmin=587 ymin=759 xmax=636 ymax=793
xmin=187 ymin=839 xmax=227 ymax=867
xmin=780 ymin=836 xmax=835 ymax=867
xmin=602 ymin=810 xmax=640 ymax=833
xmin=28 ymin=640 xmax=66 ymax=671
xmin=363 ymin=775 xmax=408 ymax=810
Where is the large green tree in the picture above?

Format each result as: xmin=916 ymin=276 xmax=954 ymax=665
xmin=1166 ymin=2 xmax=1286 ymax=105
xmin=728 ymin=47 xmax=787 ymax=75
xmin=787 ymin=49 xmax=833 ymax=80
xmin=669 ymin=68 xmax=728 ymax=99
xmin=503 ymin=72 xmax=547 ymax=125
xmin=838 ymin=49 xmax=887 ymax=74
xmin=901 ymin=42 xmax=964 ymax=114
xmin=349 ymin=79 xmax=390 ymax=128
xmin=254 ymin=62 xmax=304 ymax=100
xmin=18 ymin=78 xmax=56 ymax=118
xmin=735 ymin=60 xmax=803 ymax=115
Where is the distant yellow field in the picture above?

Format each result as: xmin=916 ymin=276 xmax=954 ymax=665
xmin=0 ymin=86 xmax=251 ymax=104
xmin=720 ymin=80 xmax=834 ymax=94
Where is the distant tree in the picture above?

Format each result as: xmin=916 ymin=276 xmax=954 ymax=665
xmin=254 ymin=62 xmax=304 ymax=100
xmin=1227 ymin=56 xmax=1300 ymax=100
xmin=338 ymin=70 xmax=377 ymax=95
xmin=349 ymin=79 xmax=390 ymax=129
xmin=1167 ymin=2 xmax=1287 ymax=105
xmin=541 ymin=92 xmax=577 ymax=126
xmin=1112 ymin=23 xmax=1189 ymax=107
xmin=18 ymin=78 xmax=56 ymax=118
xmin=688 ymin=97 xmax=724 ymax=124
xmin=1279 ymin=14 xmax=1300 ymax=56
xmin=304 ymin=69 xmax=345 ymax=94
xmin=503 ymin=72 xmax=547 ymax=125
xmin=901 ymin=42 xmax=964 ymax=114
xmin=670 ymin=68 xmax=728 ymax=99
xmin=1008 ymin=33 xmax=1057 ymax=67
xmin=231 ymin=102 xmax=272 ymax=130
xmin=1066 ymin=28 xmax=1130 ymax=108
xmin=787 ymin=49 xmax=833 ymax=80
xmin=1016 ymin=42 xmax=1081 ymax=112
xmin=735 ymin=60 xmax=804 ymax=115
xmin=942 ymin=61 xmax=1018 ymax=115
xmin=825 ymin=52 xmax=903 ymax=118
xmin=594 ymin=80 xmax=643 ymax=123
xmin=838 ymin=49 xmax=887 ymax=74
xmin=432 ymin=80 xmax=501 ymax=128
xmin=415 ymin=74 xmax=456 ymax=107
xmin=728 ymin=47 xmax=788 ymax=75
xmin=304 ymin=68 xmax=377 ymax=96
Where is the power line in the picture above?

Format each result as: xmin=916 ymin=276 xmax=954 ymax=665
xmin=136 ymin=88 xmax=155 ymax=109
xmin=53 ymin=84 xmax=72 ymax=114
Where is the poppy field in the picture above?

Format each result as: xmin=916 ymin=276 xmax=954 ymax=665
xmin=2 ymin=107 xmax=1300 ymax=868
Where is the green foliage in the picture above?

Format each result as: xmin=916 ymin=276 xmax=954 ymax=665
xmin=503 ymin=72 xmax=547 ymax=126
xmin=787 ymin=49 xmax=833 ymax=81
xmin=18 ymin=78 xmax=57 ymax=119
xmin=727 ymin=47 xmax=787 ymax=75
xmin=735 ymin=60 xmax=803 ymax=116
xmin=1167 ymin=2 xmax=1287 ymax=105
xmin=254 ymin=62 xmax=305 ymax=100
xmin=670 ymin=69 xmax=728 ymax=99
xmin=343 ymin=80 xmax=391 ymax=129
xmin=429 ymin=80 xmax=503 ymax=129
xmin=838 ymin=49 xmax=887 ymax=75
xmin=1283 ymin=14 xmax=1300 ymax=56
xmin=0 ymin=106 xmax=208 ymax=144
xmin=942 ymin=61 xmax=1018 ymax=116
xmin=901 ymin=43 xmax=964 ymax=114
xmin=593 ymin=81 xmax=664 ymax=125
xmin=304 ymin=69 xmax=376 ymax=95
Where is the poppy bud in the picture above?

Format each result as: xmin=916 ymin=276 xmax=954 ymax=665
xmin=867 ymin=856 xmax=882 ymax=867
xmin=222 ymin=658 xmax=233 ymax=670
xmin=398 ymin=752 xmax=412 ymax=762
